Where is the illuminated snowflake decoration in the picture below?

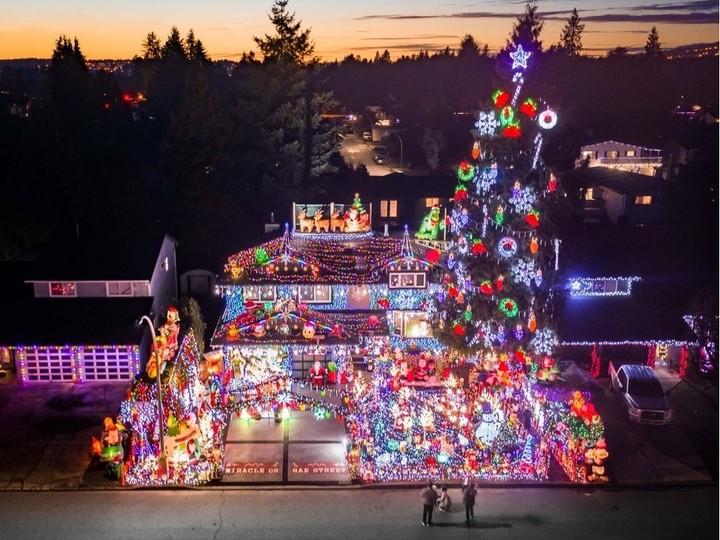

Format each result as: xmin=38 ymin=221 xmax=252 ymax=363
xmin=475 ymin=165 xmax=498 ymax=193
xmin=509 ymin=185 xmax=537 ymax=214
xmin=511 ymin=258 xmax=536 ymax=286
xmin=475 ymin=111 xmax=498 ymax=137
xmin=450 ymin=207 xmax=470 ymax=233
xmin=453 ymin=262 xmax=470 ymax=292
xmin=534 ymin=268 xmax=543 ymax=287
xmin=530 ymin=328 xmax=558 ymax=356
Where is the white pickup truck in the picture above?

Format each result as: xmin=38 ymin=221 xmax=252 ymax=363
xmin=608 ymin=361 xmax=672 ymax=425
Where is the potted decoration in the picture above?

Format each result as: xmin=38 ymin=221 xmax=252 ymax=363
xmin=327 ymin=361 xmax=338 ymax=384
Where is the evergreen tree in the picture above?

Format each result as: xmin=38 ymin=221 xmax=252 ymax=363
xmin=245 ymin=0 xmax=339 ymax=207
xmin=186 ymin=29 xmax=210 ymax=64
xmin=432 ymin=45 xmax=561 ymax=375
xmin=161 ymin=26 xmax=187 ymax=61
xmin=142 ymin=32 xmax=162 ymax=60
xmin=607 ymin=46 xmax=628 ymax=57
xmin=458 ymin=34 xmax=481 ymax=59
xmin=644 ymin=27 xmax=663 ymax=57
xmin=254 ymin=0 xmax=317 ymax=66
xmin=504 ymin=1 xmax=544 ymax=58
xmin=558 ymin=8 xmax=584 ymax=56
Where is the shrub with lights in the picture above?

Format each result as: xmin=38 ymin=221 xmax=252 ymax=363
xmin=118 ymin=329 xmax=228 ymax=485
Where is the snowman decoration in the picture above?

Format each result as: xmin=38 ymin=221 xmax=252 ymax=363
xmin=474 ymin=401 xmax=504 ymax=445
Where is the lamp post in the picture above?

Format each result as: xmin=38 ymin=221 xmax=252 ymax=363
xmin=139 ymin=315 xmax=167 ymax=476
xmin=391 ymin=131 xmax=403 ymax=171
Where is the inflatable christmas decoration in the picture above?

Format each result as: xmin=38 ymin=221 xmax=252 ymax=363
xmin=415 ymin=205 xmax=445 ymax=240
xmin=343 ymin=193 xmax=371 ymax=233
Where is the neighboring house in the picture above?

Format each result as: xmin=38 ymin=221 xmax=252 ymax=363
xmin=359 ymin=173 xmax=454 ymax=235
xmin=574 ymin=167 xmax=666 ymax=225
xmin=578 ymin=140 xmax=663 ymax=177
xmin=557 ymin=275 xmax=700 ymax=375
xmin=211 ymin=200 xmax=443 ymax=383
xmin=0 ymin=231 xmax=178 ymax=383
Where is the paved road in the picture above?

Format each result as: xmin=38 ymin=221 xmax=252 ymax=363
xmin=0 ymin=485 xmax=716 ymax=539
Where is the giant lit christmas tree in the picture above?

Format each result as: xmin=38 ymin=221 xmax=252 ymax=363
xmin=433 ymin=44 xmax=561 ymax=378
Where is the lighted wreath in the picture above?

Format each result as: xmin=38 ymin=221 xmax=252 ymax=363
xmin=498 ymin=298 xmax=519 ymax=318
xmin=457 ymin=161 xmax=475 ymax=183
xmin=538 ymin=109 xmax=558 ymax=130
xmin=497 ymin=236 xmax=518 ymax=258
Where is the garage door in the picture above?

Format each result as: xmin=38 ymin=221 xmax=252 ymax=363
xmin=18 ymin=345 xmax=139 ymax=383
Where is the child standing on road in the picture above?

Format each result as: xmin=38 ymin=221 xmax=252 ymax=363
xmin=437 ymin=485 xmax=452 ymax=512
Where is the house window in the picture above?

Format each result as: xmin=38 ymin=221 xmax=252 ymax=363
xmin=297 ymin=285 xmax=332 ymax=303
xmin=49 ymin=282 xmax=76 ymax=297
xmin=348 ymin=285 xmax=371 ymax=309
xmin=584 ymin=187 xmax=594 ymax=200
xmin=380 ymin=199 xmax=398 ymax=218
xmin=634 ymin=195 xmax=652 ymax=205
xmin=605 ymin=150 xmax=618 ymax=159
xmin=243 ymin=285 xmax=276 ymax=302
xmin=425 ymin=198 xmax=439 ymax=207
xmin=162 ymin=257 xmax=169 ymax=271
xmin=391 ymin=311 xmax=432 ymax=338
xmin=107 ymin=282 xmax=133 ymax=297
xmin=626 ymin=150 xmax=636 ymax=157
xmin=389 ymin=272 xmax=426 ymax=289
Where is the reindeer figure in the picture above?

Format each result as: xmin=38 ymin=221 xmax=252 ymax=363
xmin=297 ymin=207 xmax=315 ymax=232
xmin=314 ymin=208 xmax=330 ymax=233
xmin=330 ymin=209 xmax=345 ymax=232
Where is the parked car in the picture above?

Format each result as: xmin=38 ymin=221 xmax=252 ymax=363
xmin=362 ymin=131 xmax=372 ymax=141
xmin=372 ymin=153 xmax=386 ymax=165
xmin=609 ymin=361 xmax=672 ymax=425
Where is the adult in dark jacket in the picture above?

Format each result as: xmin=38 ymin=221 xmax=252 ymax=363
xmin=420 ymin=480 xmax=439 ymax=526
xmin=462 ymin=481 xmax=477 ymax=524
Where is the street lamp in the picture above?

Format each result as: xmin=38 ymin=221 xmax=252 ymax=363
xmin=139 ymin=315 xmax=167 ymax=476
xmin=391 ymin=132 xmax=404 ymax=171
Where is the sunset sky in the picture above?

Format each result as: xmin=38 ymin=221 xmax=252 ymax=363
xmin=0 ymin=0 xmax=717 ymax=61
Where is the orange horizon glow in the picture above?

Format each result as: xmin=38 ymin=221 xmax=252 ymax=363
xmin=1 ymin=1 xmax=717 ymax=61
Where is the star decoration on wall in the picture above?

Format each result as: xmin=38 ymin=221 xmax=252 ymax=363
xmin=510 ymin=45 xmax=531 ymax=70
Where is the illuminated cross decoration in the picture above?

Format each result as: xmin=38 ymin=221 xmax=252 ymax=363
xmin=510 ymin=45 xmax=531 ymax=70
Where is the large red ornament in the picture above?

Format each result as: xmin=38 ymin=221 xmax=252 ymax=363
xmin=425 ymin=249 xmax=441 ymax=264
xmin=493 ymin=90 xmax=510 ymax=108
xmin=503 ymin=125 xmax=522 ymax=138
xmin=453 ymin=323 xmax=465 ymax=336
xmin=548 ymin=174 xmax=558 ymax=192
xmin=525 ymin=212 xmax=540 ymax=228
xmin=472 ymin=141 xmax=480 ymax=160
xmin=520 ymin=99 xmax=537 ymax=117
xmin=448 ymin=286 xmax=459 ymax=298
xmin=472 ymin=240 xmax=486 ymax=255
xmin=480 ymin=281 xmax=493 ymax=295
xmin=454 ymin=187 xmax=468 ymax=201
xmin=377 ymin=298 xmax=390 ymax=309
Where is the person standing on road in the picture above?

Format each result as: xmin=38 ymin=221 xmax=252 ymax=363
xmin=462 ymin=480 xmax=477 ymax=525
xmin=420 ymin=480 xmax=439 ymax=526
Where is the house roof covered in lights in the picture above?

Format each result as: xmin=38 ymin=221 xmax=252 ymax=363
xmin=557 ymin=275 xmax=700 ymax=346
xmin=220 ymin=225 xmax=433 ymax=286
xmin=211 ymin=297 xmax=388 ymax=347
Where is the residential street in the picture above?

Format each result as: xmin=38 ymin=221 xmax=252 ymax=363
xmin=0 ymin=485 xmax=716 ymax=539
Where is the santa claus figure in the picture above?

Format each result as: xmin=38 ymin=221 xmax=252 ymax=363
xmin=309 ymin=360 xmax=326 ymax=389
